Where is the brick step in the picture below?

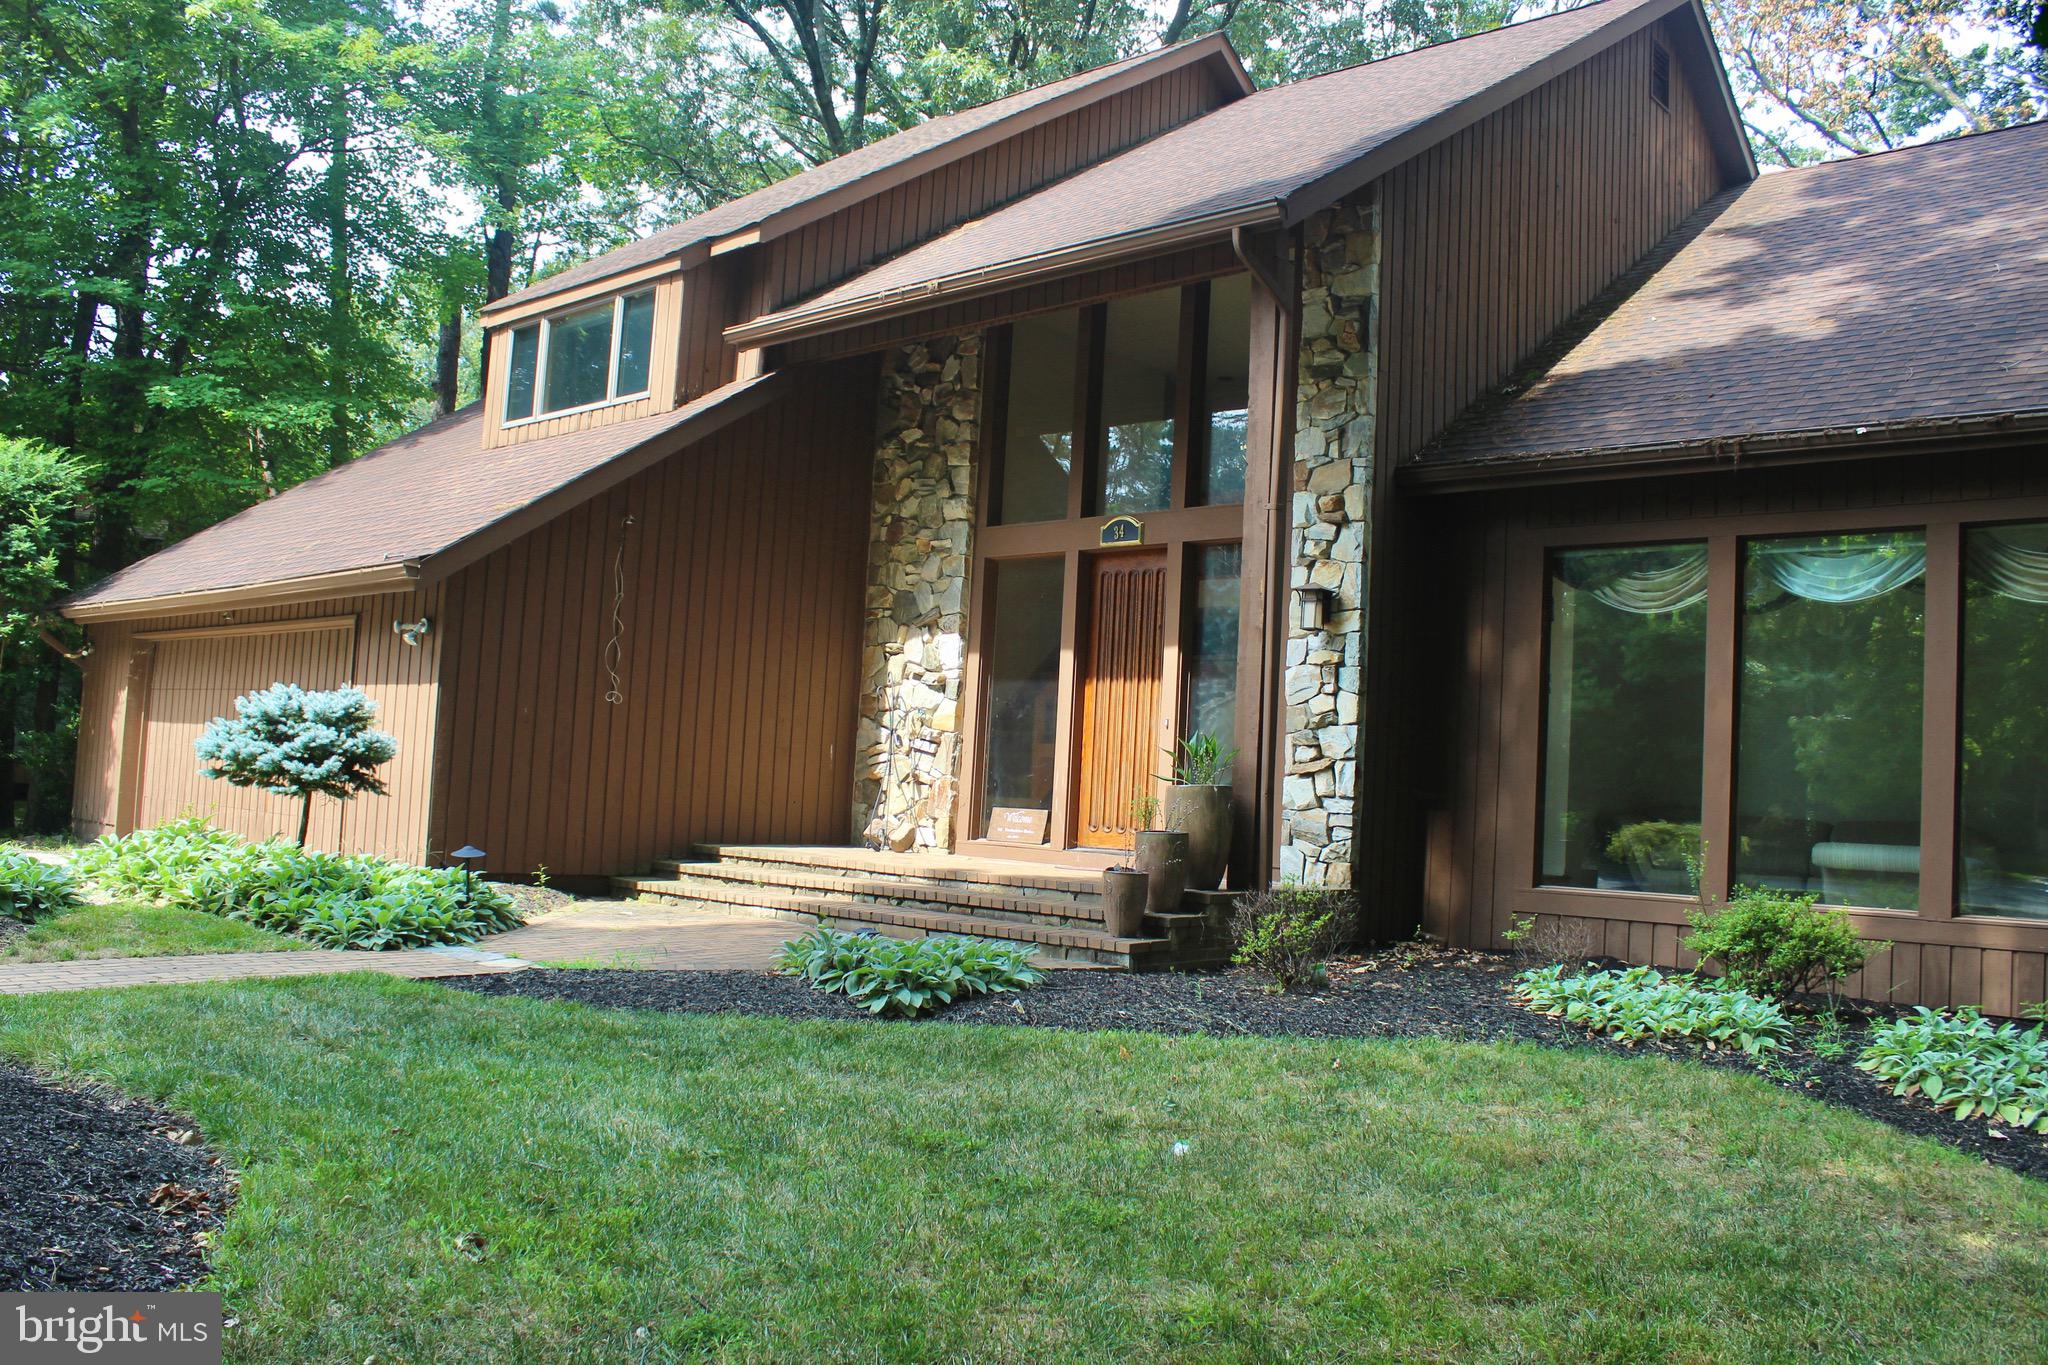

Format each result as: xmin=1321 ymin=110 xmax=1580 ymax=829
xmin=687 ymin=843 xmax=1102 ymax=900
xmin=613 ymin=876 xmax=1188 ymax=968
xmin=651 ymin=859 xmax=1107 ymax=928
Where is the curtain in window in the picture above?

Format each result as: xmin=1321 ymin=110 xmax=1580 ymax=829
xmin=1966 ymin=527 xmax=2048 ymax=604
xmin=1750 ymin=538 xmax=1927 ymax=604
xmin=1554 ymin=546 xmax=1709 ymax=614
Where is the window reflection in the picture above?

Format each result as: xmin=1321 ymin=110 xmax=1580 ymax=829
xmin=1960 ymin=522 xmax=2048 ymax=919
xmin=998 ymin=310 xmax=1077 ymax=524
xmin=1539 ymin=545 xmax=1707 ymax=891
xmin=543 ymin=302 xmax=617 ymax=413
xmin=1735 ymin=532 xmax=1925 ymax=909
xmin=1096 ymin=291 xmax=1178 ymax=515
xmin=1186 ymin=544 xmax=1242 ymax=754
xmin=1198 ymin=275 xmax=1250 ymax=506
xmin=979 ymin=558 xmax=1065 ymax=838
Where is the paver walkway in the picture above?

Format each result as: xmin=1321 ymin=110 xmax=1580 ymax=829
xmin=0 ymin=945 xmax=530 ymax=996
xmin=476 ymin=902 xmax=793 ymax=970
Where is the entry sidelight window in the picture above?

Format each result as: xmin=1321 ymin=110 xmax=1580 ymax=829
xmin=978 ymin=557 xmax=1066 ymax=841
xmin=503 ymin=288 xmax=657 ymax=423
xmin=1538 ymin=544 xmax=1708 ymax=892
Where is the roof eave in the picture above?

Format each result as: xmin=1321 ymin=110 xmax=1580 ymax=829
xmin=1399 ymin=410 xmax=2048 ymax=493
xmin=724 ymin=201 xmax=1285 ymax=348
xmin=62 ymin=562 xmax=425 ymax=624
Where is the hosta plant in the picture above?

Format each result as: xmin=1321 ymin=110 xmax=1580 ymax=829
xmin=0 ymin=850 xmax=79 ymax=923
xmin=1857 ymin=1007 xmax=2048 ymax=1132
xmin=179 ymin=844 xmax=522 ymax=950
xmin=778 ymin=926 xmax=1043 ymax=1018
xmin=1512 ymin=964 xmax=1794 ymax=1058
xmin=75 ymin=817 xmax=243 ymax=902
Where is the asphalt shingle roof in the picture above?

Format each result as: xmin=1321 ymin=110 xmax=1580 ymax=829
xmin=1420 ymin=120 xmax=2048 ymax=468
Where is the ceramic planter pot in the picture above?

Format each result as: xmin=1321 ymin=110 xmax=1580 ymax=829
xmin=1133 ymin=829 xmax=1189 ymax=915
xmin=1101 ymin=867 xmax=1150 ymax=937
xmin=1166 ymin=784 xmax=1232 ymax=891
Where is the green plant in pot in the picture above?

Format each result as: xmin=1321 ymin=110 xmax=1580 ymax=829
xmin=1101 ymin=864 xmax=1150 ymax=937
xmin=1163 ymin=733 xmax=1235 ymax=892
xmin=1129 ymin=791 xmax=1187 ymax=917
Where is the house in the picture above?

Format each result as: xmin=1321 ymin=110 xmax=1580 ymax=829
xmin=60 ymin=0 xmax=2048 ymax=1004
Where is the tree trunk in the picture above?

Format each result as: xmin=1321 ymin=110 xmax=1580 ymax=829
xmin=434 ymin=304 xmax=462 ymax=418
xmin=325 ymin=82 xmax=352 ymax=470
xmin=297 ymin=793 xmax=313 ymax=849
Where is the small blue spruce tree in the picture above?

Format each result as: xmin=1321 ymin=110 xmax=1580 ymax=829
xmin=195 ymin=683 xmax=397 ymax=847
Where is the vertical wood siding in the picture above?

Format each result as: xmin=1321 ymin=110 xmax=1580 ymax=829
xmin=1432 ymin=444 xmax=2048 ymax=1011
xmin=430 ymin=359 xmax=876 ymax=879
xmin=747 ymin=63 xmax=1229 ymax=320
xmin=1356 ymin=18 xmax=1733 ymax=932
xmin=71 ymin=587 xmax=445 ymax=859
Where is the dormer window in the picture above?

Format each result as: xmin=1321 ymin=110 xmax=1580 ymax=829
xmin=503 ymin=289 xmax=656 ymax=423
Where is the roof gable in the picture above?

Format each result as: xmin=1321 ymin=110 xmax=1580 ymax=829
xmin=482 ymin=36 xmax=1251 ymax=319
xmin=730 ymin=0 xmax=1748 ymax=345
xmin=1415 ymin=120 xmax=2048 ymax=476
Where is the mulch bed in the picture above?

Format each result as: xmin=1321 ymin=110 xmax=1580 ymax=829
xmin=1 ymin=1064 xmax=232 ymax=1292
xmin=446 ymin=945 xmax=2048 ymax=1184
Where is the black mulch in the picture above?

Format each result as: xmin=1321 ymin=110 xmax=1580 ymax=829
xmin=1 ymin=1064 xmax=232 ymax=1292
xmin=446 ymin=946 xmax=2048 ymax=1184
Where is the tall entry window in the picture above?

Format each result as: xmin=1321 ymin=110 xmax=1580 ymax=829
xmin=1539 ymin=545 xmax=1707 ymax=892
xmin=1959 ymin=522 xmax=2048 ymax=920
xmin=968 ymin=275 xmax=1254 ymax=856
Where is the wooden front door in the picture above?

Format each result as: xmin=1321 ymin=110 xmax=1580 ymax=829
xmin=1073 ymin=549 xmax=1167 ymax=848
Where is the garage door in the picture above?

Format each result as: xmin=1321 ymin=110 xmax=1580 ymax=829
xmin=135 ymin=622 xmax=355 ymax=848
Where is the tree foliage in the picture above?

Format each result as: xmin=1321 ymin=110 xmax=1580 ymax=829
xmin=194 ymin=683 xmax=397 ymax=846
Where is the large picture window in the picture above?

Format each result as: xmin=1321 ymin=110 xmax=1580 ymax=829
xmin=1959 ymin=522 xmax=2048 ymax=920
xmin=503 ymin=288 xmax=657 ymax=423
xmin=1539 ymin=545 xmax=1707 ymax=892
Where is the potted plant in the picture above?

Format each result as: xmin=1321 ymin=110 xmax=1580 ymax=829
xmin=1163 ymin=733 xmax=1236 ymax=892
xmin=1129 ymin=792 xmax=1187 ymax=916
xmin=1101 ymin=865 xmax=1150 ymax=937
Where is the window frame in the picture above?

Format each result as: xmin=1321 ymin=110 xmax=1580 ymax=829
xmin=501 ymin=288 xmax=656 ymax=427
xmin=1497 ymin=500 xmax=2048 ymax=955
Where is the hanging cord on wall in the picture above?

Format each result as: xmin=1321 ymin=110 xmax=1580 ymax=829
xmin=603 ymin=515 xmax=635 ymax=704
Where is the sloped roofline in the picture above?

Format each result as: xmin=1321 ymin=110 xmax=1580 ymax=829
xmin=478 ymin=35 xmax=1253 ymax=321
xmin=726 ymin=0 xmax=1753 ymax=349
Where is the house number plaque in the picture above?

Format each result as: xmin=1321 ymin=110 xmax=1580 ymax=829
xmin=1099 ymin=515 xmax=1145 ymax=546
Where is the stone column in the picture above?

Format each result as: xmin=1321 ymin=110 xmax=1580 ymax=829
xmin=852 ymin=335 xmax=982 ymax=851
xmin=1280 ymin=192 xmax=1379 ymax=887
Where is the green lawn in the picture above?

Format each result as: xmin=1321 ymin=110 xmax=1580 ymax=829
xmin=1 ymin=977 xmax=2044 ymax=1363
xmin=1 ymin=900 xmax=300 ymax=962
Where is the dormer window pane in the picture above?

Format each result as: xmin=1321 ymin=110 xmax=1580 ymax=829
xmin=615 ymin=292 xmax=656 ymax=396
xmin=543 ymin=302 xmax=616 ymax=413
xmin=504 ymin=324 xmax=539 ymax=422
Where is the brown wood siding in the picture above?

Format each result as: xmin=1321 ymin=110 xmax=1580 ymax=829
xmin=746 ymin=63 xmax=1229 ymax=322
xmin=1356 ymin=17 xmax=1732 ymax=935
xmin=1431 ymin=442 xmax=2048 ymax=1011
xmin=430 ymin=359 xmax=876 ymax=879
xmin=70 ymin=588 xmax=445 ymax=859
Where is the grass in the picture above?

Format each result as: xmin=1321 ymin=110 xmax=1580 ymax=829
xmin=1 ymin=977 xmax=2044 ymax=1363
xmin=1 ymin=899 xmax=302 ymax=962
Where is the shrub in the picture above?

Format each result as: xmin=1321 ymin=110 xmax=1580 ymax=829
xmin=178 ymin=844 xmax=522 ymax=950
xmin=1857 ymin=1007 xmax=2048 ymax=1132
xmin=1683 ymin=886 xmax=1877 ymax=1001
xmin=777 ymin=926 xmax=1043 ymax=1018
xmin=1511 ymin=964 xmax=1794 ymax=1058
xmin=74 ymin=818 xmax=243 ymax=902
xmin=1230 ymin=884 xmax=1357 ymax=991
xmin=194 ymin=683 xmax=397 ymax=847
xmin=0 ymin=850 xmax=79 ymax=923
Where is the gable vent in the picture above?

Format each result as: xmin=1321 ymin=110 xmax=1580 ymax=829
xmin=1650 ymin=42 xmax=1672 ymax=110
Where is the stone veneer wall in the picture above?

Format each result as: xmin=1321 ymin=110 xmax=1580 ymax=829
xmin=1280 ymin=192 xmax=1380 ymax=887
xmin=852 ymin=335 xmax=982 ymax=851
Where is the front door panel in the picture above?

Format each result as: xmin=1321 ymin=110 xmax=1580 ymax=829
xmin=1074 ymin=550 xmax=1167 ymax=848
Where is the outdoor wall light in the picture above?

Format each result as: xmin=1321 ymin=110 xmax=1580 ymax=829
xmin=394 ymin=617 xmax=432 ymax=647
xmin=451 ymin=845 xmax=486 ymax=903
xmin=1296 ymin=586 xmax=1334 ymax=632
